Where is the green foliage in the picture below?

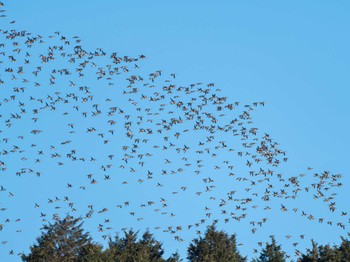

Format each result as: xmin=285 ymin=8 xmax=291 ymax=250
xmin=337 ymin=237 xmax=350 ymax=262
xmin=21 ymin=215 xmax=101 ymax=262
xmin=256 ymin=236 xmax=286 ymax=262
xmin=299 ymin=240 xmax=319 ymax=262
xmin=20 ymin=215 xmax=350 ymax=262
xmin=187 ymin=224 xmax=246 ymax=262
xmin=166 ymin=252 xmax=182 ymax=262
xmin=318 ymin=244 xmax=338 ymax=262
xmin=104 ymin=229 xmax=167 ymax=262
xmin=298 ymin=237 xmax=350 ymax=262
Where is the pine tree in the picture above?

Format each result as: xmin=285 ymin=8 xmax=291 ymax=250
xmin=337 ymin=237 xmax=350 ymax=262
xmin=79 ymin=242 xmax=105 ymax=262
xmin=298 ymin=240 xmax=320 ymax=262
xmin=318 ymin=244 xmax=338 ymax=262
xmin=139 ymin=230 xmax=165 ymax=261
xmin=187 ymin=224 xmax=246 ymax=262
xmin=104 ymin=229 xmax=166 ymax=262
xmin=256 ymin=236 xmax=286 ymax=262
xmin=21 ymin=215 xmax=102 ymax=262
xmin=166 ymin=252 xmax=182 ymax=262
xmin=298 ymin=237 xmax=350 ymax=262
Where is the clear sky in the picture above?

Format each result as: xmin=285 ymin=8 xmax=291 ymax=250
xmin=1 ymin=1 xmax=350 ymax=261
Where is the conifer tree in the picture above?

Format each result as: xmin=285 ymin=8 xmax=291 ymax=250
xmin=21 ymin=215 xmax=101 ymax=262
xmin=337 ymin=237 xmax=350 ymax=261
xmin=104 ymin=229 xmax=166 ymax=262
xmin=318 ymin=244 xmax=337 ymax=262
xmin=298 ymin=238 xmax=350 ymax=262
xmin=187 ymin=224 xmax=246 ymax=262
xmin=298 ymin=240 xmax=320 ymax=262
xmin=166 ymin=252 xmax=182 ymax=262
xmin=256 ymin=236 xmax=286 ymax=262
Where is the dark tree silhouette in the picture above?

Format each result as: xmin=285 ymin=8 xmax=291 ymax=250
xmin=298 ymin=237 xmax=350 ymax=262
xmin=187 ymin=224 xmax=246 ymax=262
xmin=104 ymin=228 xmax=175 ymax=262
xmin=299 ymin=240 xmax=319 ymax=262
xmin=20 ymin=214 xmax=350 ymax=262
xmin=337 ymin=237 xmax=350 ymax=261
xmin=21 ymin=215 xmax=101 ymax=262
xmin=255 ymin=236 xmax=286 ymax=262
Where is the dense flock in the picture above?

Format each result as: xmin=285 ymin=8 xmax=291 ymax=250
xmin=0 ymin=1 xmax=347 ymax=259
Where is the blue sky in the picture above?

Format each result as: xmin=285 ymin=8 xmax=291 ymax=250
xmin=1 ymin=1 xmax=350 ymax=261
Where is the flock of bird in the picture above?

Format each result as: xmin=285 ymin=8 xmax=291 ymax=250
xmin=0 ymin=1 xmax=348 ymax=259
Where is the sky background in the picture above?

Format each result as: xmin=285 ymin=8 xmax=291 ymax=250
xmin=1 ymin=1 xmax=350 ymax=261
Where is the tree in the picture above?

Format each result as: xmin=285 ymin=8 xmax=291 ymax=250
xmin=256 ymin=236 xmax=286 ymax=262
xmin=166 ymin=252 xmax=182 ymax=262
xmin=79 ymin=242 xmax=105 ymax=262
xmin=298 ymin=240 xmax=320 ymax=262
xmin=337 ymin=237 xmax=350 ymax=262
xmin=318 ymin=244 xmax=338 ymax=262
xmin=21 ymin=215 xmax=102 ymax=262
xmin=104 ymin=229 xmax=168 ymax=262
xmin=187 ymin=224 xmax=246 ymax=262
xmin=298 ymin=237 xmax=350 ymax=262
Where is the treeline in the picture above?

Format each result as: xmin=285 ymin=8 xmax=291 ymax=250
xmin=20 ymin=215 xmax=350 ymax=262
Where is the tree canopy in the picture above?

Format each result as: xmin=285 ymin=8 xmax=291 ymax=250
xmin=255 ymin=236 xmax=286 ymax=262
xmin=21 ymin=215 xmax=350 ymax=262
xmin=187 ymin=224 xmax=246 ymax=262
xmin=21 ymin=215 xmax=101 ymax=262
